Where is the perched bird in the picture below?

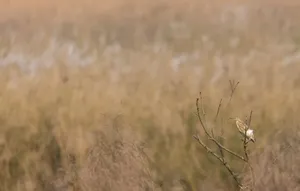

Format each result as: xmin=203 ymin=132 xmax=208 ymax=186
xmin=230 ymin=117 xmax=255 ymax=143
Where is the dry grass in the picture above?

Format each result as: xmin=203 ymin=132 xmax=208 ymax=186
xmin=0 ymin=0 xmax=300 ymax=191
xmin=52 ymin=126 xmax=155 ymax=191
xmin=243 ymin=127 xmax=300 ymax=191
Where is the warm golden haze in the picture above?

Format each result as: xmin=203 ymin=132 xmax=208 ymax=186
xmin=0 ymin=0 xmax=300 ymax=191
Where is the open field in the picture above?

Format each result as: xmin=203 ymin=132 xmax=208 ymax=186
xmin=0 ymin=0 xmax=300 ymax=190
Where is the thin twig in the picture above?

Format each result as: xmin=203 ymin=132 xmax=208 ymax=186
xmin=199 ymin=92 xmax=209 ymax=134
xmin=209 ymin=138 xmax=246 ymax=162
xmin=248 ymin=163 xmax=255 ymax=190
xmin=243 ymin=127 xmax=249 ymax=161
xmin=193 ymin=135 xmax=243 ymax=189
xmin=196 ymin=98 xmax=246 ymax=161
xmin=244 ymin=111 xmax=255 ymax=190
xmin=247 ymin=111 xmax=253 ymax=127
xmin=243 ymin=111 xmax=253 ymax=161
xmin=196 ymin=97 xmax=210 ymax=137
xmin=214 ymin=98 xmax=224 ymax=161
xmin=227 ymin=80 xmax=239 ymax=108
xmin=194 ymin=84 xmax=255 ymax=190
xmin=214 ymin=99 xmax=223 ymax=122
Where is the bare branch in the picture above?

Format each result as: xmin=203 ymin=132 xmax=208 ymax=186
xmin=193 ymin=135 xmax=243 ymax=189
xmin=210 ymin=138 xmax=246 ymax=162
xmin=247 ymin=111 xmax=253 ymax=128
xmin=243 ymin=128 xmax=249 ymax=161
xmin=200 ymin=92 xmax=215 ymax=138
xmin=218 ymin=141 xmax=225 ymax=162
xmin=199 ymin=92 xmax=206 ymax=121
xmin=214 ymin=99 xmax=223 ymax=122
xmin=196 ymin=96 xmax=210 ymax=137
xmin=244 ymin=111 xmax=255 ymax=190
xmin=243 ymin=111 xmax=253 ymax=160
xmin=196 ymin=96 xmax=246 ymax=161
xmin=214 ymin=99 xmax=225 ymax=161
xmin=227 ymin=80 xmax=239 ymax=108
xmin=194 ymin=83 xmax=255 ymax=190
xmin=248 ymin=163 xmax=255 ymax=190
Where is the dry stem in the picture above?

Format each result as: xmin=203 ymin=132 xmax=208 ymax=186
xmin=193 ymin=81 xmax=255 ymax=190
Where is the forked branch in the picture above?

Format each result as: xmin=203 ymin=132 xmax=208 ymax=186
xmin=193 ymin=81 xmax=255 ymax=190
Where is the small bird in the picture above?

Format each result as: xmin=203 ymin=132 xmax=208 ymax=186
xmin=230 ymin=117 xmax=255 ymax=143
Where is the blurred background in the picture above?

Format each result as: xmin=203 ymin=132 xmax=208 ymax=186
xmin=0 ymin=0 xmax=300 ymax=190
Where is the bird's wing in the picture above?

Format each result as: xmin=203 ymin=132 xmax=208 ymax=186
xmin=236 ymin=120 xmax=246 ymax=133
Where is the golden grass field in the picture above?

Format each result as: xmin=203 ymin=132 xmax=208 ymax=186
xmin=0 ymin=0 xmax=300 ymax=190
